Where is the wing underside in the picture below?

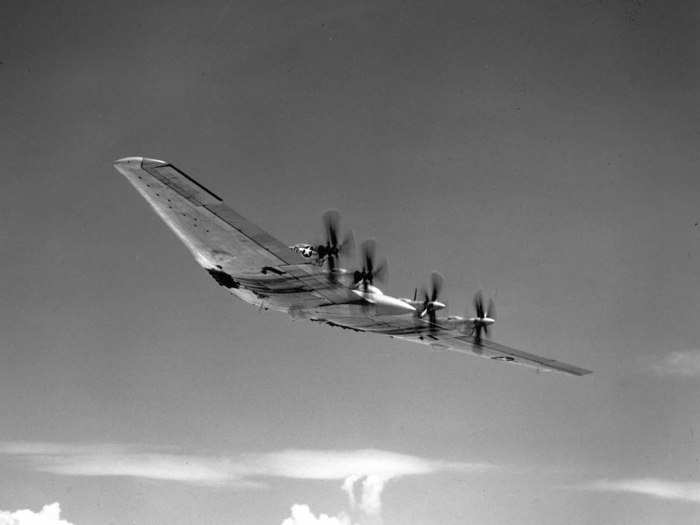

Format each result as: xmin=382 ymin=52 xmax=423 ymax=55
xmin=114 ymin=157 xmax=308 ymax=271
xmin=446 ymin=335 xmax=592 ymax=375
xmin=313 ymin=315 xmax=592 ymax=376
xmin=113 ymin=157 xmax=357 ymax=308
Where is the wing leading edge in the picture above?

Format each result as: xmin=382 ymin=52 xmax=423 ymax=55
xmin=113 ymin=157 xmax=357 ymax=308
xmin=114 ymin=156 xmax=309 ymax=271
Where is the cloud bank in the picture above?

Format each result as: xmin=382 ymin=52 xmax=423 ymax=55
xmin=0 ymin=503 xmax=74 ymax=525
xmin=650 ymin=350 xmax=700 ymax=377
xmin=0 ymin=443 xmax=487 ymax=486
xmin=0 ymin=442 xmax=490 ymax=520
xmin=585 ymin=478 xmax=700 ymax=503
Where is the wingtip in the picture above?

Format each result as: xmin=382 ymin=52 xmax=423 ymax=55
xmin=563 ymin=366 xmax=594 ymax=377
xmin=113 ymin=156 xmax=167 ymax=169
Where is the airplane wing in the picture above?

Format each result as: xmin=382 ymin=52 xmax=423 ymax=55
xmin=113 ymin=157 xmax=356 ymax=306
xmin=413 ymin=325 xmax=592 ymax=375
xmin=447 ymin=334 xmax=592 ymax=375
xmin=325 ymin=316 xmax=591 ymax=376
xmin=115 ymin=157 xmax=591 ymax=376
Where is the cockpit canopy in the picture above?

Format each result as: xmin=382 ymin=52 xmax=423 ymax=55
xmin=290 ymin=243 xmax=317 ymax=258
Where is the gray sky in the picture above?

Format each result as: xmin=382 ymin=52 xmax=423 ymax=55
xmin=1 ymin=1 xmax=699 ymax=524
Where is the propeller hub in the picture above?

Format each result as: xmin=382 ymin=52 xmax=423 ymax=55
xmin=415 ymin=272 xmax=445 ymax=332
xmin=419 ymin=300 xmax=447 ymax=319
xmin=469 ymin=291 xmax=496 ymax=345
xmin=470 ymin=316 xmax=495 ymax=326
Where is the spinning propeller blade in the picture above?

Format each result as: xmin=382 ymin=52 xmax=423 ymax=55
xmin=471 ymin=291 xmax=496 ymax=345
xmin=419 ymin=272 xmax=445 ymax=331
xmin=354 ymin=239 xmax=387 ymax=292
xmin=317 ymin=211 xmax=354 ymax=276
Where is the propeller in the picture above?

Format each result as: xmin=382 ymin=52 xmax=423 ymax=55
xmin=316 ymin=211 xmax=354 ymax=274
xmin=418 ymin=272 xmax=446 ymax=333
xmin=353 ymin=240 xmax=387 ymax=292
xmin=470 ymin=291 xmax=496 ymax=345
xmin=418 ymin=272 xmax=445 ymax=323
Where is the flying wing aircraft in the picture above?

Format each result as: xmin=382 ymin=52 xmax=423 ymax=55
xmin=114 ymin=157 xmax=592 ymax=376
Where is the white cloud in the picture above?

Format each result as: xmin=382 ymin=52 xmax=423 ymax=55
xmin=355 ymin=475 xmax=385 ymax=515
xmin=341 ymin=474 xmax=362 ymax=509
xmin=0 ymin=443 xmax=257 ymax=488
xmin=585 ymin=478 xmax=700 ymax=503
xmin=650 ymin=350 xmax=700 ymax=377
xmin=0 ymin=443 xmax=487 ymax=488
xmin=252 ymin=448 xmax=485 ymax=515
xmin=0 ymin=442 xmax=491 ymax=520
xmin=0 ymin=503 xmax=74 ymax=525
xmin=253 ymin=449 xmax=472 ymax=480
xmin=341 ymin=474 xmax=387 ymax=515
xmin=39 ymin=453 xmax=260 ymax=488
xmin=281 ymin=504 xmax=352 ymax=525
